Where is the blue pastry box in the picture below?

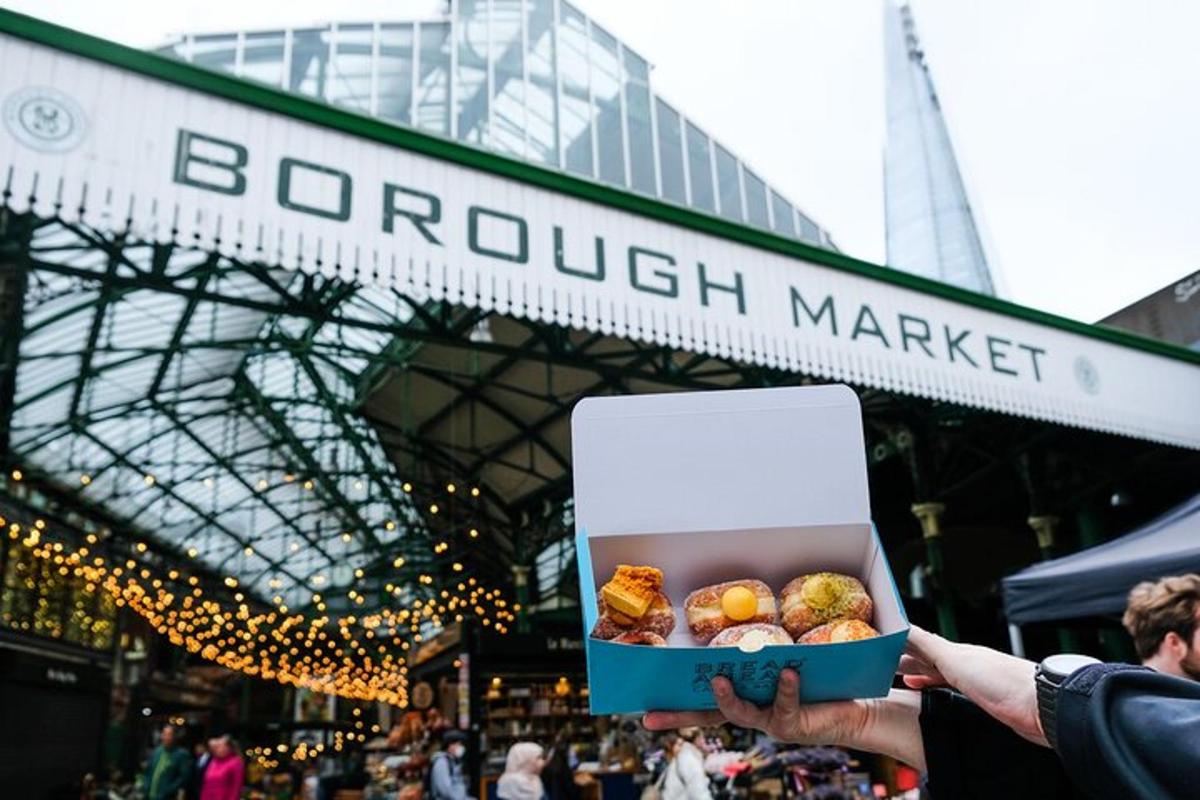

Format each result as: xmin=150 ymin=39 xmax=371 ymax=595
xmin=572 ymin=385 xmax=909 ymax=715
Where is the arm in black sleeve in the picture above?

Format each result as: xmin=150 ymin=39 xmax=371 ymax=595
xmin=920 ymin=688 xmax=1080 ymax=800
xmin=1054 ymin=663 xmax=1200 ymax=800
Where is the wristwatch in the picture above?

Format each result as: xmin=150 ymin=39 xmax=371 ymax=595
xmin=1035 ymin=653 xmax=1100 ymax=750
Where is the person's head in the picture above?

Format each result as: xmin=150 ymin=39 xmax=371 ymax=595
xmin=504 ymin=742 xmax=545 ymax=776
xmin=212 ymin=736 xmax=235 ymax=759
xmin=160 ymin=725 xmax=177 ymax=748
xmin=660 ymin=733 xmax=681 ymax=759
xmin=442 ymin=730 xmax=467 ymax=760
xmin=1123 ymin=573 xmax=1200 ymax=680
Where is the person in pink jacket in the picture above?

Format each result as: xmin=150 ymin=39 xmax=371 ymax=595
xmin=199 ymin=736 xmax=244 ymax=800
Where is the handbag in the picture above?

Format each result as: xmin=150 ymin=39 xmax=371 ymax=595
xmin=640 ymin=761 xmax=672 ymax=800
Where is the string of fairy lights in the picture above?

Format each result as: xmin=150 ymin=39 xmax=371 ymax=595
xmin=246 ymin=708 xmax=382 ymax=769
xmin=2 ymin=468 xmax=518 ymax=706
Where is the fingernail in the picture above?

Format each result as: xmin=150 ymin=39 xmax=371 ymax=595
xmin=711 ymin=678 xmax=728 ymax=697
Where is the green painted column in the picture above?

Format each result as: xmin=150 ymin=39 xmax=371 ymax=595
xmin=911 ymin=502 xmax=958 ymax=641
xmin=512 ymin=565 xmax=531 ymax=634
xmin=1029 ymin=515 xmax=1080 ymax=653
xmin=1028 ymin=515 xmax=1059 ymax=562
xmin=1076 ymin=502 xmax=1133 ymax=661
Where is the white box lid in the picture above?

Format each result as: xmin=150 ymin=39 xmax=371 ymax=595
xmin=572 ymin=384 xmax=870 ymax=535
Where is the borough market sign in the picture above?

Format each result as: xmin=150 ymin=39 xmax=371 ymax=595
xmin=0 ymin=21 xmax=1197 ymax=448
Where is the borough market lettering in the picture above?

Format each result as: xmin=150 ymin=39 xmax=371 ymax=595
xmin=173 ymin=128 xmax=1047 ymax=383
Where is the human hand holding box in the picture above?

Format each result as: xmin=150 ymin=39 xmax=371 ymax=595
xmin=571 ymin=385 xmax=910 ymax=714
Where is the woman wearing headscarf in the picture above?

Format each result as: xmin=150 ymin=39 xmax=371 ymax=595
xmin=497 ymin=742 xmax=546 ymax=800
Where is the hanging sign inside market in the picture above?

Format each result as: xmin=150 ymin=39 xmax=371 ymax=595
xmin=1 ymin=29 xmax=1197 ymax=448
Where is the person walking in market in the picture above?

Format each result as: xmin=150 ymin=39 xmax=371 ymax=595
xmin=198 ymin=735 xmax=244 ymax=800
xmin=429 ymin=730 xmax=475 ymax=800
xmin=542 ymin=729 xmax=580 ymax=800
xmin=496 ymin=741 xmax=546 ymax=800
xmin=1123 ymin=573 xmax=1200 ymax=680
xmin=142 ymin=724 xmax=193 ymax=800
xmin=660 ymin=730 xmax=712 ymax=800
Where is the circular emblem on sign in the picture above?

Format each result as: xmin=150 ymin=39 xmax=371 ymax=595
xmin=412 ymin=681 xmax=434 ymax=710
xmin=3 ymin=87 xmax=88 ymax=153
xmin=1074 ymin=356 xmax=1100 ymax=395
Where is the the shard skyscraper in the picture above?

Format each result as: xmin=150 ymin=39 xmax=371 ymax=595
xmin=884 ymin=1 xmax=997 ymax=295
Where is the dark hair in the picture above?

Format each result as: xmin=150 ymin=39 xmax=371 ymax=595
xmin=1123 ymin=574 xmax=1200 ymax=660
xmin=442 ymin=730 xmax=467 ymax=747
xmin=660 ymin=733 xmax=680 ymax=760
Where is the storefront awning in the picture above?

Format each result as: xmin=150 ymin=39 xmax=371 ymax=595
xmin=1 ymin=9 xmax=1198 ymax=450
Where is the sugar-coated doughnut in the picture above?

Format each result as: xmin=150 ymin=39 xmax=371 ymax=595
xmin=590 ymin=592 xmax=676 ymax=640
xmin=796 ymin=618 xmax=879 ymax=644
xmin=708 ymin=623 xmax=793 ymax=650
xmin=780 ymin=573 xmax=873 ymax=639
xmin=684 ymin=579 xmax=777 ymax=643
xmin=612 ymin=630 xmax=667 ymax=646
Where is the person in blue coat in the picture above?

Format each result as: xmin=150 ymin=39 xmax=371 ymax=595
xmin=429 ymin=730 xmax=475 ymax=800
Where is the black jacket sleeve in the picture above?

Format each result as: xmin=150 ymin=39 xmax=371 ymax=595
xmin=919 ymin=688 xmax=1082 ymax=799
xmin=1054 ymin=663 xmax=1200 ymax=800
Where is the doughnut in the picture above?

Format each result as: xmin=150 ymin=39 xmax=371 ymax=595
xmin=590 ymin=592 xmax=676 ymax=640
xmin=709 ymin=623 xmax=792 ymax=650
xmin=796 ymin=619 xmax=879 ymax=644
xmin=684 ymin=579 xmax=777 ymax=643
xmin=780 ymin=573 xmax=873 ymax=639
xmin=612 ymin=630 xmax=667 ymax=646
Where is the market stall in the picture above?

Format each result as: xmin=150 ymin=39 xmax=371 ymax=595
xmin=1002 ymin=492 xmax=1200 ymax=654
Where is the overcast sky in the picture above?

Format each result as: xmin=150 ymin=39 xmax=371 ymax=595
xmin=12 ymin=0 xmax=1199 ymax=322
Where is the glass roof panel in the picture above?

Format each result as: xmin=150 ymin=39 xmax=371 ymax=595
xmin=8 ymin=220 xmax=437 ymax=610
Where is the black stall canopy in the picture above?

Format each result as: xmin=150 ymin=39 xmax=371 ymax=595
xmin=1003 ymin=493 xmax=1200 ymax=637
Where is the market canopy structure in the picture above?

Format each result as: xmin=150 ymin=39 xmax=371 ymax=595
xmin=1 ymin=10 xmax=1198 ymax=701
